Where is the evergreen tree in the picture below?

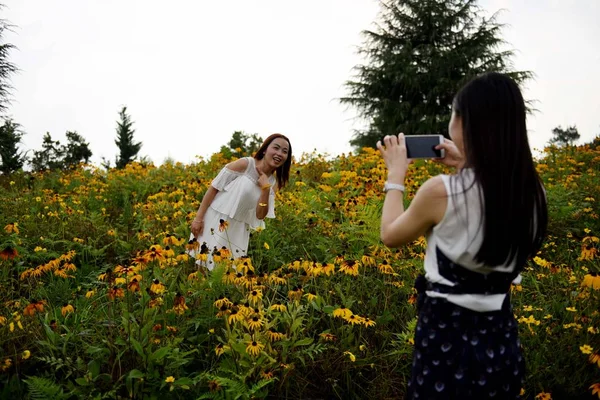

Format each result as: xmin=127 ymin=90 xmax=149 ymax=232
xmin=0 ymin=6 xmax=17 ymax=114
xmin=30 ymin=131 xmax=92 ymax=171
xmin=30 ymin=132 xmax=65 ymax=172
xmin=0 ymin=119 xmax=26 ymax=174
xmin=115 ymin=106 xmax=141 ymax=169
xmin=63 ymin=131 xmax=92 ymax=168
xmin=549 ymin=125 xmax=580 ymax=147
xmin=341 ymin=0 xmax=532 ymax=149
xmin=219 ymin=131 xmax=263 ymax=159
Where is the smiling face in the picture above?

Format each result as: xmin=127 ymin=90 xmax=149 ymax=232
xmin=263 ymin=138 xmax=289 ymax=168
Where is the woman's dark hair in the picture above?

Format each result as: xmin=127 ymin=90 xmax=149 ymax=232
xmin=453 ymin=72 xmax=547 ymax=268
xmin=254 ymin=133 xmax=292 ymax=189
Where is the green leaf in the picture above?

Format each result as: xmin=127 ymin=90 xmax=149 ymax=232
xmin=149 ymin=347 xmax=170 ymax=362
xmin=128 ymin=369 xmax=145 ymax=379
xmin=292 ymin=337 xmax=313 ymax=347
xmin=75 ymin=377 xmax=89 ymax=386
xmin=88 ymin=360 xmax=100 ymax=378
xmin=174 ymin=377 xmax=193 ymax=386
xmin=130 ymin=338 xmax=145 ymax=358
xmin=322 ymin=305 xmax=335 ymax=314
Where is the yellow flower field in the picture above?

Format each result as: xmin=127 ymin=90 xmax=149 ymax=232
xmin=0 ymin=138 xmax=599 ymax=399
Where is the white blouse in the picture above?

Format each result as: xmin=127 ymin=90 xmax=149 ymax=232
xmin=209 ymin=157 xmax=276 ymax=230
xmin=423 ymin=169 xmax=521 ymax=312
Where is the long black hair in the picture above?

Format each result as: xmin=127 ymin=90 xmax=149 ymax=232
xmin=453 ymin=72 xmax=547 ymax=268
xmin=254 ymin=133 xmax=292 ymax=189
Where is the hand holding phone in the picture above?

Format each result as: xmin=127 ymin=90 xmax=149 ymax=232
xmin=376 ymin=133 xmax=411 ymax=183
xmin=404 ymin=135 xmax=445 ymax=159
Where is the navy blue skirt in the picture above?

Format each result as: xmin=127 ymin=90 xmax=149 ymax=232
xmin=407 ymin=293 xmax=525 ymax=399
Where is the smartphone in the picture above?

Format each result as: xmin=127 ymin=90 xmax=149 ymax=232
xmin=404 ymin=134 xmax=445 ymax=159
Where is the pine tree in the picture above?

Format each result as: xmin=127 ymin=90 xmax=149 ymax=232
xmin=30 ymin=132 xmax=65 ymax=172
xmin=63 ymin=131 xmax=92 ymax=168
xmin=0 ymin=6 xmax=17 ymax=114
xmin=549 ymin=125 xmax=580 ymax=147
xmin=219 ymin=131 xmax=263 ymax=159
xmin=115 ymin=106 xmax=141 ymax=169
xmin=0 ymin=119 xmax=25 ymax=174
xmin=341 ymin=0 xmax=532 ymax=149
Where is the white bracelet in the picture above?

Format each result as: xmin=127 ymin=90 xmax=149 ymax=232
xmin=384 ymin=182 xmax=405 ymax=193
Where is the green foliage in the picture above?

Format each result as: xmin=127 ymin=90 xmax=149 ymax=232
xmin=115 ymin=106 xmax=142 ymax=169
xmin=0 ymin=119 xmax=26 ymax=174
xmin=63 ymin=131 xmax=92 ymax=167
xmin=31 ymin=133 xmax=66 ymax=172
xmin=23 ymin=376 xmax=69 ymax=400
xmin=0 ymin=141 xmax=598 ymax=399
xmin=549 ymin=124 xmax=580 ymax=147
xmin=0 ymin=7 xmax=17 ymax=114
xmin=341 ymin=0 xmax=532 ymax=149
xmin=219 ymin=131 xmax=263 ymax=160
xmin=30 ymin=131 xmax=93 ymax=172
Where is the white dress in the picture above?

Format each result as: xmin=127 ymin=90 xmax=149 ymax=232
xmin=189 ymin=157 xmax=276 ymax=269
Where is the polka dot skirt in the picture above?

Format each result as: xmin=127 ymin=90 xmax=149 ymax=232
xmin=407 ymin=294 xmax=524 ymax=399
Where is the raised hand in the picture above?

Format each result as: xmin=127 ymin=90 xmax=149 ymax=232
xmin=376 ymin=133 xmax=411 ymax=183
xmin=434 ymin=138 xmax=464 ymax=170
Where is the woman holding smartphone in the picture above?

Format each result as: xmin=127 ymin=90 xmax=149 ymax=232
xmin=378 ymin=73 xmax=547 ymax=398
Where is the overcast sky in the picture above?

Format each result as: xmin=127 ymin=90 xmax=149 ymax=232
xmin=2 ymin=0 xmax=599 ymax=165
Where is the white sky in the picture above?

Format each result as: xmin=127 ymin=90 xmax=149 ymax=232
xmin=2 ymin=0 xmax=599 ymax=165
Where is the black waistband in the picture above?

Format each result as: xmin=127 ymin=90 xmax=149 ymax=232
xmin=414 ymin=247 xmax=519 ymax=296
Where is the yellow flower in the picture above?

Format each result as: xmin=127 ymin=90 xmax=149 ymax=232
xmin=270 ymin=303 xmax=287 ymax=312
xmin=215 ymin=343 xmax=229 ymax=357
xmin=580 ymin=345 xmax=594 ymax=354
xmin=61 ymin=304 xmax=74 ymax=317
xmin=362 ymin=318 xmax=376 ymax=327
xmin=590 ymin=383 xmax=600 ymax=399
xmin=304 ymin=292 xmax=318 ymax=302
xmin=0 ymin=316 xmax=6 ymax=326
xmin=589 ymin=353 xmax=600 ymax=368
xmin=247 ymin=289 xmax=263 ymax=304
xmin=582 ymin=274 xmax=600 ymax=290
xmin=266 ymin=328 xmax=285 ymax=342
xmin=319 ymin=332 xmax=337 ymax=342
xmin=218 ymin=219 xmax=229 ymax=232
xmin=579 ymin=243 xmax=597 ymax=261
xmin=4 ymin=223 xmax=19 ymax=234
xmin=227 ymin=310 xmax=244 ymax=324
xmin=332 ymin=306 xmax=352 ymax=319
xmin=150 ymin=279 xmax=166 ymax=295
xmin=566 ymin=307 xmax=577 ymax=312
xmin=246 ymin=315 xmax=264 ymax=331
xmin=214 ymin=296 xmax=231 ymax=309
xmin=343 ymin=351 xmax=356 ymax=362
xmin=263 ymin=242 xmax=270 ymax=250
xmin=344 ymin=314 xmax=364 ymax=325
xmin=246 ymin=341 xmax=264 ymax=357
xmin=165 ymin=376 xmax=175 ymax=383
xmin=22 ymin=350 xmax=31 ymax=360
xmin=85 ymin=290 xmax=96 ymax=298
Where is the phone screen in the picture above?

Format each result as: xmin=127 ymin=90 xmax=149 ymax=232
xmin=405 ymin=135 xmax=443 ymax=158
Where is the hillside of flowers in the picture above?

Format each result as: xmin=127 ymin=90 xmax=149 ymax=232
xmin=0 ymin=138 xmax=599 ymax=399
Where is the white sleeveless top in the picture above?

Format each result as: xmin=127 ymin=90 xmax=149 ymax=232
xmin=209 ymin=157 xmax=276 ymax=229
xmin=423 ymin=168 xmax=521 ymax=312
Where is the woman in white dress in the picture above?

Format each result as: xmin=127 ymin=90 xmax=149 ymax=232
xmin=189 ymin=134 xmax=292 ymax=269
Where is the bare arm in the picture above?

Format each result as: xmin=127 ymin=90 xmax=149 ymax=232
xmin=190 ymin=158 xmax=249 ymax=237
xmin=380 ymin=176 xmax=447 ymax=248
xmin=255 ymin=184 xmax=271 ymax=220
xmin=191 ymin=186 xmax=218 ymax=238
